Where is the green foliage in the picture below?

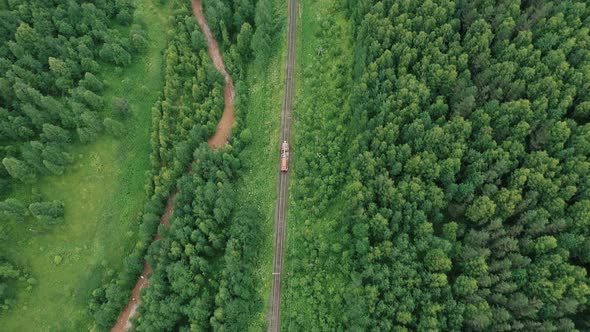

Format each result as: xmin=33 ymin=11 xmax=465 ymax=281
xmin=0 ymin=257 xmax=21 ymax=311
xmin=424 ymin=249 xmax=452 ymax=272
xmin=226 ymin=27 xmax=286 ymax=330
xmin=129 ymin=24 xmax=148 ymax=53
xmin=111 ymin=97 xmax=132 ymax=118
xmin=251 ymin=0 xmax=278 ymax=63
xmin=103 ymin=118 xmax=125 ymax=138
xmin=40 ymin=124 xmax=70 ymax=143
xmin=134 ymin=146 xmax=240 ymax=330
xmin=453 ymin=276 xmax=478 ymax=297
xmin=211 ymin=206 xmax=264 ymax=331
xmin=239 ymin=127 xmax=252 ymax=144
xmin=2 ymin=157 xmax=36 ymax=183
xmin=283 ymin=2 xmax=355 ymax=330
xmin=465 ymin=196 xmax=496 ymax=224
xmin=0 ymin=198 xmax=26 ymax=223
xmin=0 ymin=0 xmax=172 ymax=329
xmin=28 ymin=200 xmax=64 ymax=223
xmin=0 ymin=0 xmax=141 ymax=190
xmin=79 ymin=72 xmax=104 ymax=93
xmin=53 ymin=255 xmax=63 ymax=265
xmin=236 ymin=22 xmax=254 ymax=62
xmin=87 ymin=0 xmax=276 ymax=329
xmin=287 ymin=0 xmax=590 ymax=330
xmin=99 ymin=41 xmax=132 ymax=66
xmin=88 ymin=0 xmax=263 ymax=329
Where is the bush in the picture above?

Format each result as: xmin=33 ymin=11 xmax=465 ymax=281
xmin=112 ymin=97 xmax=132 ymax=118
xmin=103 ymin=118 xmax=126 ymax=138
xmin=0 ymin=198 xmax=26 ymax=222
xmin=29 ymin=200 xmax=65 ymax=223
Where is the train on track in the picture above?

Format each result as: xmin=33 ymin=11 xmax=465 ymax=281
xmin=281 ymin=141 xmax=289 ymax=172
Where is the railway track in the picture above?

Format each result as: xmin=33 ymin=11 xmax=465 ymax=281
xmin=268 ymin=0 xmax=298 ymax=331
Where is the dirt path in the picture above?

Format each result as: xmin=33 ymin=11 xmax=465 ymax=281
xmin=111 ymin=1 xmax=234 ymax=330
xmin=110 ymin=194 xmax=174 ymax=332
xmin=191 ymin=0 xmax=235 ymax=149
xmin=268 ymin=0 xmax=298 ymax=331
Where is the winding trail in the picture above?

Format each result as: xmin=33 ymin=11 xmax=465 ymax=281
xmin=191 ymin=0 xmax=235 ymax=148
xmin=111 ymin=1 xmax=234 ymax=330
xmin=110 ymin=194 xmax=175 ymax=332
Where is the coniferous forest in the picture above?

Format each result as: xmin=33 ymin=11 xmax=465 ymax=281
xmin=0 ymin=0 xmax=140 ymax=320
xmin=1 ymin=0 xmax=589 ymax=331
xmin=345 ymin=0 xmax=590 ymax=330
xmin=0 ymin=0 xmax=136 ymax=187
xmin=286 ymin=0 xmax=590 ymax=330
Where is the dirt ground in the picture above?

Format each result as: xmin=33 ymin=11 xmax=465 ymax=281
xmin=190 ymin=0 xmax=236 ymax=149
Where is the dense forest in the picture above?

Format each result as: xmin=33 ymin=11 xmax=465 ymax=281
xmin=89 ymin=0 xmax=282 ymax=330
xmin=283 ymin=0 xmax=354 ymax=328
xmin=0 ymin=0 xmax=143 ymax=313
xmin=287 ymin=0 xmax=590 ymax=330
xmin=132 ymin=0 xmax=279 ymax=329
xmin=2 ymin=0 xmax=589 ymax=330
xmin=1 ymin=0 xmax=280 ymax=328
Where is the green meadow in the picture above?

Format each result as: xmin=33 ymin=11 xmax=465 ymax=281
xmin=233 ymin=2 xmax=288 ymax=330
xmin=0 ymin=1 xmax=171 ymax=330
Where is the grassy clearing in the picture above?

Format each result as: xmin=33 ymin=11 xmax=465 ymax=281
xmin=240 ymin=30 xmax=287 ymax=332
xmin=227 ymin=1 xmax=288 ymax=330
xmin=0 ymin=1 xmax=171 ymax=331
xmin=282 ymin=0 xmax=353 ymax=329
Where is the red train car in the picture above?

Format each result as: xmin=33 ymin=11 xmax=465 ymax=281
xmin=281 ymin=141 xmax=289 ymax=172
